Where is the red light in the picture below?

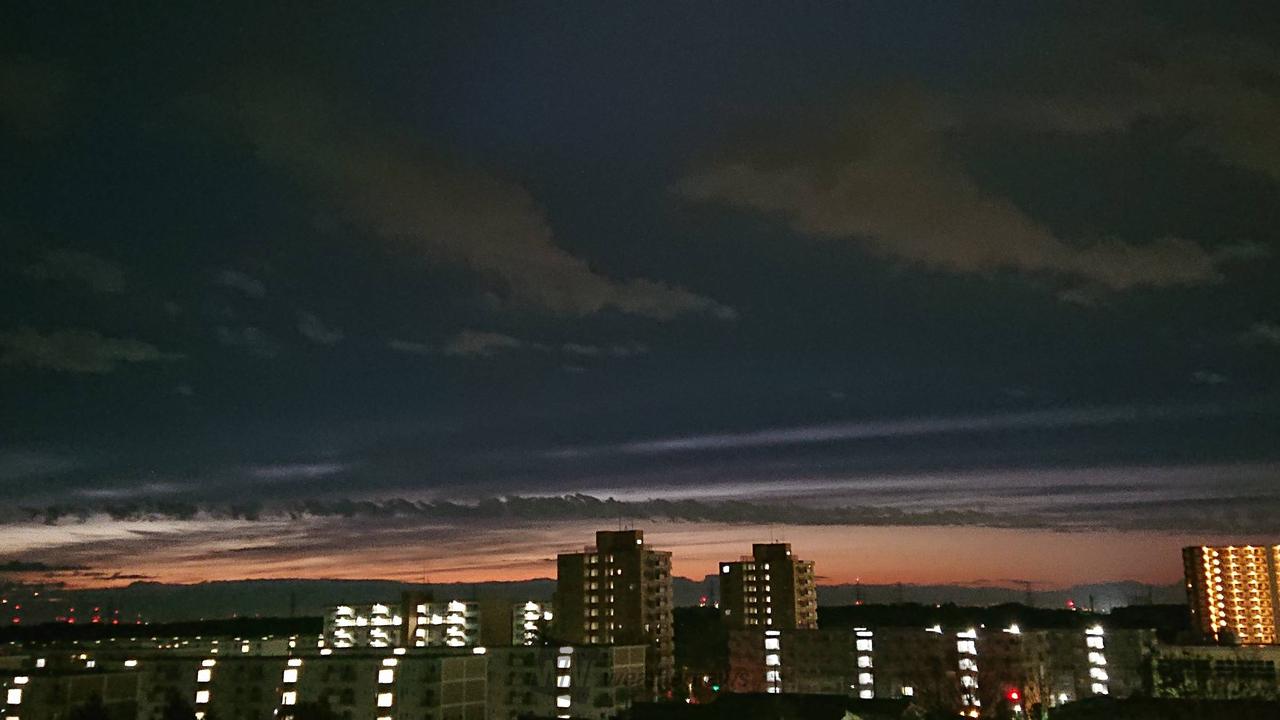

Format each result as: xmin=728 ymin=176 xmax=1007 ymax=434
xmin=1007 ymin=690 xmax=1020 ymax=701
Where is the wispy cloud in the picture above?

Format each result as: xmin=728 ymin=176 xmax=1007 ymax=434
xmin=0 ymin=327 xmax=182 ymax=374
xmin=214 ymin=325 xmax=280 ymax=358
xmin=213 ymin=269 xmax=266 ymax=298
xmin=387 ymin=339 xmax=433 ymax=356
xmin=297 ymin=312 xmax=343 ymax=345
xmin=442 ymin=330 xmax=524 ymax=358
xmin=248 ymin=463 xmax=350 ymax=481
xmin=548 ymin=404 xmax=1226 ymax=458
xmin=24 ymin=249 xmax=126 ymax=294
xmin=1242 ymin=321 xmax=1280 ymax=347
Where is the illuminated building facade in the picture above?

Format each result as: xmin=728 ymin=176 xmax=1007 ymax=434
xmin=719 ymin=543 xmax=818 ymax=631
xmin=1183 ymin=544 xmax=1280 ymax=645
xmin=726 ymin=625 xmax=1133 ymax=714
xmin=324 ymin=600 xmax=481 ymax=649
xmin=552 ymin=530 xmax=674 ymax=694
xmin=511 ymin=601 xmax=553 ymax=646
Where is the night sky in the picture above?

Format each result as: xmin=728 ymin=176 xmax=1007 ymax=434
xmin=2 ymin=2 xmax=1279 ymax=590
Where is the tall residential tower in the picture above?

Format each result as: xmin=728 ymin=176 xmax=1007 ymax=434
xmin=720 ymin=543 xmax=818 ymax=630
xmin=552 ymin=530 xmax=675 ymax=693
xmin=1183 ymin=544 xmax=1280 ymax=645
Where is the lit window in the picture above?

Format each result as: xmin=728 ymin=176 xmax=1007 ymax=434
xmin=282 ymin=691 xmax=297 ymax=706
xmin=195 ymin=690 xmax=210 ymax=705
xmin=377 ymin=692 xmax=393 ymax=708
xmin=557 ymin=695 xmax=571 ymax=708
xmin=197 ymin=669 xmax=212 ymax=683
xmin=282 ymin=668 xmax=298 ymax=683
xmin=378 ymin=669 xmax=394 ymax=684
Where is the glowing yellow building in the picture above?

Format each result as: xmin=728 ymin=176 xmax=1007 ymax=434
xmin=1183 ymin=545 xmax=1280 ymax=645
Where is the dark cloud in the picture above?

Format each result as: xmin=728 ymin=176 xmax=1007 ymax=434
xmin=13 ymin=486 xmax=1280 ymax=536
xmin=676 ymin=89 xmax=1224 ymax=293
xmin=225 ymin=81 xmax=735 ymax=320
xmin=0 ymin=327 xmax=182 ymax=374
xmin=0 ymin=559 xmax=88 ymax=573
xmin=990 ymin=21 xmax=1280 ymax=183
xmin=24 ymin=249 xmax=126 ymax=293
xmin=0 ymin=450 xmax=82 ymax=481
xmin=0 ymin=56 xmax=74 ymax=138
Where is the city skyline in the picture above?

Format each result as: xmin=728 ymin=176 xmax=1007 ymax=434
xmin=4 ymin=2 xmax=1280 ymax=593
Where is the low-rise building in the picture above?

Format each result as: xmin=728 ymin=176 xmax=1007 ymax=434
xmin=486 ymin=644 xmax=646 ymax=720
xmin=727 ymin=624 xmax=1147 ymax=716
xmin=325 ymin=600 xmax=481 ymax=649
xmin=1152 ymin=643 xmax=1280 ymax=700
xmin=133 ymin=649 xmax=487 ymax=720
xmin=1 ymin=670 xmax=138 ymax=720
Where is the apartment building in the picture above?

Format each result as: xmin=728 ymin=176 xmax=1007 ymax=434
xmin=1183 ymin=545 xmax=1280 ymax=644
xmin=719 ymin=543 xmax=818 ymax=630
xmin=552 ymin=529 xmax=675 ymax=693
xmin=324 ymin=599 xmax=481 ymax=649
xmin=511 ymin=601 xmax=554 ymax=646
